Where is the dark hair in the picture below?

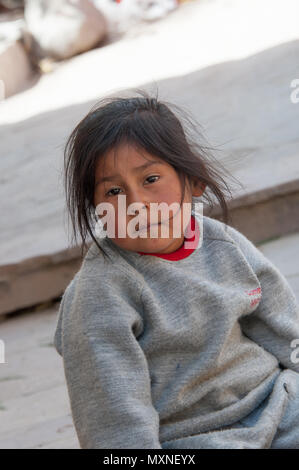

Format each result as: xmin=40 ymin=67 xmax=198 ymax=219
xmin=63 ymin=87 xmax=243 ymax=260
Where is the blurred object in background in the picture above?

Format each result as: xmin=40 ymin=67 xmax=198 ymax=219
xmin=0 ymin=16 xmax=34 ymax=98
xmin=0 ymin=0 xmax=192 ymax=99
xmin=94 ymin=0 xmax=179 ymax=38
xmin=0 ymin=0 xmax=23 ymax=11
xmin=130 ymin=0 xmax=178 ymax=21
xmin=23 ymin=0 xmax=108 ymax=61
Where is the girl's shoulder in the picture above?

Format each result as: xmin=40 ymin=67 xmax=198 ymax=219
xmin=81 ymin=237 xmax=138 ymax=279
xmin=202 ymin=215 xmax=269 ymax=273
xmin=201 ymin=215 xmax=243 ymax=244
xmin=68 ymin=237 xmax=144 ymax=299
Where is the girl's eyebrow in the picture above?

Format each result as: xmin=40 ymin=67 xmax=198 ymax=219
xmin=95 ymin=160 xmax=164 ymax=186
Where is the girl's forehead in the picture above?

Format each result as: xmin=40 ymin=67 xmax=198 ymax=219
xmin=95 ymin=145 xmax=167 ymax=175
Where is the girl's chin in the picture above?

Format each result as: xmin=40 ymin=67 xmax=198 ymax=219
xmin=110 ymin=236 xmax=177 ymax=253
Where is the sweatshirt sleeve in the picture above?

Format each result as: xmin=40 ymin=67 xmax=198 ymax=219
xmin=54 ymin=268 xmax=162 ymax=449
xmin=225 ymin=224 xmax=299 ymax=373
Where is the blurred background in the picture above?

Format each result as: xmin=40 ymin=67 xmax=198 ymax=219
xmin=0 ymin=0 xmax=299 ymax=449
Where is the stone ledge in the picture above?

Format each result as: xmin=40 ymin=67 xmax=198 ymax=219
xmin=210 ymin=178 xmax=299 ymax=244
xmin=0 ymin=245 xmax=84 ymax=316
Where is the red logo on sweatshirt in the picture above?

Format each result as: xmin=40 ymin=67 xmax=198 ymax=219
xmin=245 ymin=287 xmax=262 ymax=307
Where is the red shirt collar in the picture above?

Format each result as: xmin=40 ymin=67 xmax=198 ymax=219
xmin=137 ymin=214 xmax=199 ymax=261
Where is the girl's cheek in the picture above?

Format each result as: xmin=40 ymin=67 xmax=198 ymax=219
xmin=112 ymin=208 xmax=129 ymax=238
xmin=160 ymin=185 xmax=182 ymax=203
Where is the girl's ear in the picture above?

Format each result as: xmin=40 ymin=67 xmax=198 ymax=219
xmin=191 ymin=178 xmax=206 ymax=197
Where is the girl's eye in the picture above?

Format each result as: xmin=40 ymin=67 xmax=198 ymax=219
xmin=105 ymin=187 xmax=121 ymax=197
xmin=105 ymin=175 xmax=159 ymax=197
xmin=145 ymin=175 xmax=159 ymax=184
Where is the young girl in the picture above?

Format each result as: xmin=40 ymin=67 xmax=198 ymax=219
xmin=54 ymin=89 xmax=299 ymax=449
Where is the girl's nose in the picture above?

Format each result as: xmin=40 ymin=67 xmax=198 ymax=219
xmin=126 ymin=191 xmax=150 ymax=228
xmin=126 ymin=190 xmax=149 ymax=212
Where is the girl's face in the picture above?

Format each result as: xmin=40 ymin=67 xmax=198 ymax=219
xmin=93 ymin=143 xmax=204 ymax=254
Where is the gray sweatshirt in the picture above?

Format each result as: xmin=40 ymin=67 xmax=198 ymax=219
xmin=53 ymin=212 xmax=299 ymax=449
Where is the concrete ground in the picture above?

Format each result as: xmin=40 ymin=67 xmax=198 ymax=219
xmin=0 ymin=231 xmax=298 ymax=449
xmin=0 ymin=301 xmax=79 ymax=449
